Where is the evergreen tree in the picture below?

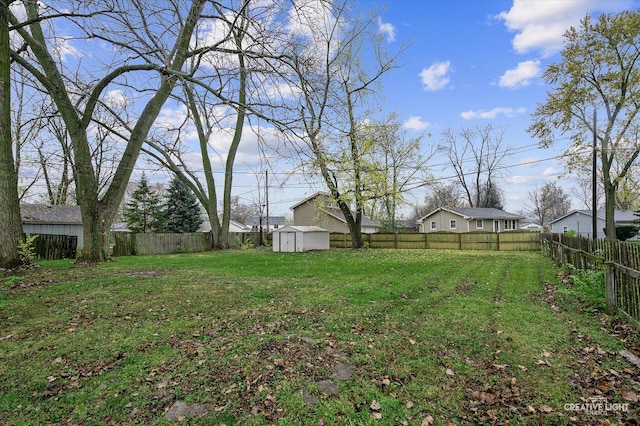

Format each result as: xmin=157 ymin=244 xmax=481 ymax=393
xmin=124 ymin=174 xmax=166 ymax=233
xmin=165 ymin=176 xmax=203 ymax=233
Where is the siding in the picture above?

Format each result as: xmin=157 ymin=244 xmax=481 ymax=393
xmin=23 ymin=223 xmax=84 ymax=250
xmin=293 ymin=200 xmax=349 ymax=233
xmin=420 ymin=210 xmax=467 ymax=233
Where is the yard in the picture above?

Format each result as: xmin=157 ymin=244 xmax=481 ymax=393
xmin=0 ymin=249 xmax=638 ymax=425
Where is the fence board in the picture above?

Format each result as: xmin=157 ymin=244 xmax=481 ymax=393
xmin=23 ymin=233 xmax=77 ymax=260
xmin=542 ymin=234 xmax=640 ymax=330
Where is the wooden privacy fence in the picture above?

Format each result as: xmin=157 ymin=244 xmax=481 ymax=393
xmin=113 ymin=232 xmax=212 ymax=256
xmin=112 ymin=232 xmax=268 ymax=255
xmin=330 ymin=231 xmax=541 ymax=251
xmin=542 ymin=234 xmax=640 ymax=329
xmin=22 ymin=233 xmax=77 ymax=260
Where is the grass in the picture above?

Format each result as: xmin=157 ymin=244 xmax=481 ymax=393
xmin=0 ymin=249 xmax=637 ymax=425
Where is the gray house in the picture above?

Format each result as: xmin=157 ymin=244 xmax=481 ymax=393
xmin=417 ymin=207 xmax=524 ymax=233
xmin=549 ymin=210 xmax=639 ymax=239
xmin=21 ymin=204 xmax=84 ymax=250
xmin=246 ymin=216 xmax=286 ymax=233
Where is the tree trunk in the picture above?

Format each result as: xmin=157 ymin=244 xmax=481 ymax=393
xmin=604 ymin=180 xmax=617 ymax=240
xmin=0 ymin=2 xmax=23 ymax=268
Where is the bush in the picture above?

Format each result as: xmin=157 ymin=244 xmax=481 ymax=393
xmin=570 ymin=267 xmax=605 ymax=312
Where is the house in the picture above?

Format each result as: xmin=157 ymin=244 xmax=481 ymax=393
xmin=520 ymin=223 xmax=543 ymax=232
xmin=199 ymin=220 xmax=251 ymax=233
xmin=246 ymin=216 xmax=286 ymax=233
xmin=417 ymin=207 xmax=524 ymax=233
xmin=272 ymin=226 xmax=330 ymax=252
xmin=21 ymin=204 xmax=84 ymax=250
xmin=549 ymin=210 xmax=639 ymax=239
xmin=290 ymin=192 xmax=379 ymax=234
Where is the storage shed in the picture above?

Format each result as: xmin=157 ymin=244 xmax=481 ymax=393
xmin=272 ymin=226 xmax=329 ymax=252
xmin=21 ymin=204 xmax=84 ymax=250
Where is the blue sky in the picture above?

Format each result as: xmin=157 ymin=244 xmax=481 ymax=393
xmin=328 ymin=0 xmax=637 ymax=218
xmin=13 ymin=0 xmax=639 ymax=219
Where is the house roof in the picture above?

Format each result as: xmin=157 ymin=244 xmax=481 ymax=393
xmin=21 ymin=204 xmax=82 ymax=225
xmin=323 ymin=207 xmax=380 ymax=227
xmin=289 ymin=191 xmax=331 ymax=210
xmin=549 ymin=209 xmax=639 ymax=225
xmin=246 ymin=216 xmax=286 ymax=226
xmin=418 ymin=207 xmax=523 ymax=223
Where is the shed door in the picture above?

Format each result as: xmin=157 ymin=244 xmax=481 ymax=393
xmin=280 ymin=232 xmax=297 ymax=252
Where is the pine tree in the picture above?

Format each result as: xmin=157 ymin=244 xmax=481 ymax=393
xmin=165 ymin=176 xmax=203 ymax=233
xmin=124 ymin=174 xmax=166 ymax=233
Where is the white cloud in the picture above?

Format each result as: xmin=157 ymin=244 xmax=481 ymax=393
xmin=419 ymin=61 xmax=451 ymax=91
xmin=402 ymin=116 xmax=430 ymax=131
xmin=543 ymin=166 xmax=560 ymax=177
xmin=103 ymin=89 xmax=129 ymax=109
xmin=460 ymin=107 xmax=526 ymax=120
xmin=499 ymin=60 xmax=540 ymax=89
xmin=497 ymin=0 xmax=633 ymax=57
xmin=377 ymin=17 xmax=396 ymax=42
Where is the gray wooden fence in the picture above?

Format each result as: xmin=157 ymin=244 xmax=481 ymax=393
xmin=542 ymin=234 xmax=640 ymax=329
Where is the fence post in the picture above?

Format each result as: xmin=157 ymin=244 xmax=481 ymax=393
xmin=605 ymin=262 xmax=617 ymax=315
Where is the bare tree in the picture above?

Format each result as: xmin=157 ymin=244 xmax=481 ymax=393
xmin=526 ymin=181 xmax=572 ymax=227
xmin=439 ymin=124 xmax=512 ymax=208
xmin=0 ymin=0 xmax=22 ymax=267
xmin=9 ymin=0 xmax=208 ymax=260
xmin=142 ymin=1 xmax=290 ymax=249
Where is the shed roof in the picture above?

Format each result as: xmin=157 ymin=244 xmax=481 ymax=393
xmin=274 ymin=225 xmax=328 ymax=233
xmin=21 ymin=204 xmax=82 ymax=225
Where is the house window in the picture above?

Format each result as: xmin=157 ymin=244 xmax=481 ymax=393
xmin=504 ymin=220 xmax=516 ymax=230
xmin=450 ymin=220 xmax=456 ymax=230
xmin=476 ymin=219 xmax=483 ymax=229
xmin=430 ymin=221 xmax=436 ymax=230
xmin=563 ymin=226 xmax=568 ymax=233
xmin=273 ymin=224 xmax=279 ymax=229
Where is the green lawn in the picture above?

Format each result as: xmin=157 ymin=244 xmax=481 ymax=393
xmin=0 ymin=249 xmax=637 ymax=425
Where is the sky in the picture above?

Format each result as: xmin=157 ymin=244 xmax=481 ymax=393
xmin=13 ymin=0 xmax=640 ymax=221
xmin=253 ymin=0 xmax=639 ymax=219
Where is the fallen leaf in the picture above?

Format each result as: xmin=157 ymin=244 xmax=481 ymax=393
xmin=382 ymin=378 xmax=391 ymax=386
xmin=421 ymin=415 xmax=434 ymax=425
xmin=539 ymin=405 xmax=553 ymax=413
xmin=370 ymin=400 xmax=381 ymax=411
xmin=47 ymin=376 xmax=57 ymax=383
xmin=526 ymin=405 xmax=536 ymax=413
xmin=445 ymin=369 xmax=455 ymax=376
xmin=542 ymin=349 xmax=551 ymax=358
xmin=406 ymin=400 xmax=414 ymax=409
xmin=622 ymin=391 xmax=639 ymax=402
xmin=371 ymin=412 xmax=382 ymax=420
xmin=409 ymin=338 xmax=416 ymax=345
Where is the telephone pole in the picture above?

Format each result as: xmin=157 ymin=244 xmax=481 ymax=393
xmin=592 ymin=109 xmax=597 ymax=241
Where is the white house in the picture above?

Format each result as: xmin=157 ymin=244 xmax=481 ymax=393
xmin=549 ymin=210 xmax=639 ymax=239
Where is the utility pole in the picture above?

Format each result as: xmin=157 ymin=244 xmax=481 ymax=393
xmin=265 ymin=170 xmax=269 ymax=244
xmin=592 ymin=109 xmax=598 ymax=241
